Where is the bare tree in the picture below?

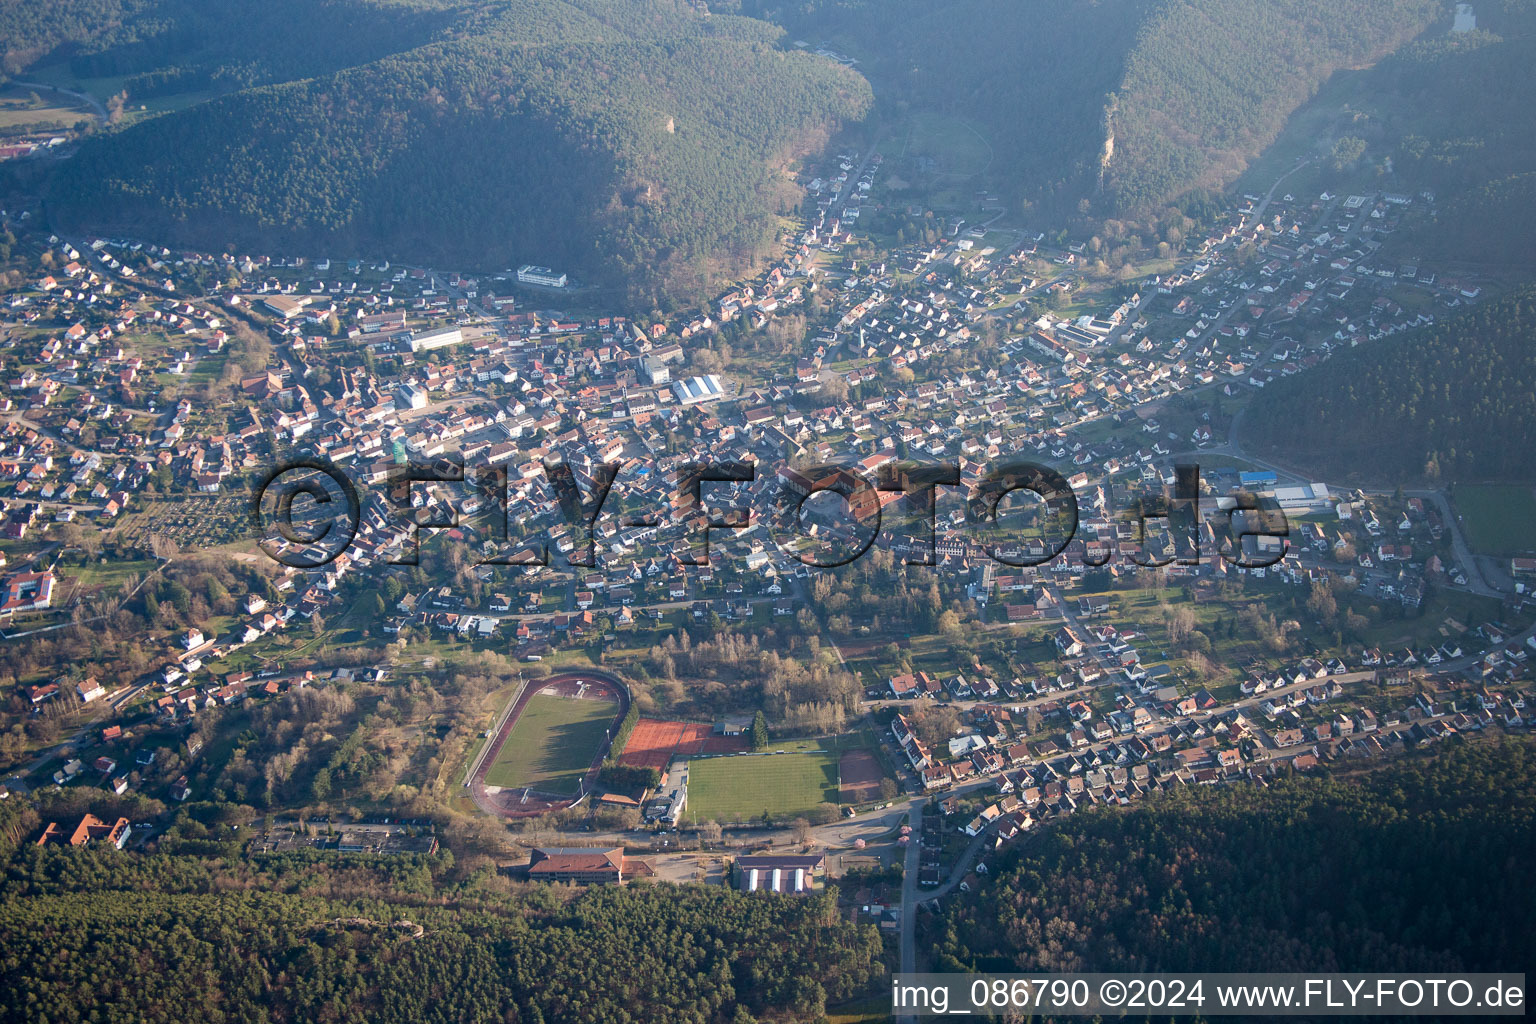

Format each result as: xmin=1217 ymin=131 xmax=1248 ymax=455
xmin=149 ymin=533 xmax=181 ymax=561
xmin=1164 ymin=604 xmax=1197 ymax=644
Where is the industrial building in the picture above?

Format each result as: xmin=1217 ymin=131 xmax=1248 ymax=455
xmin=525 ymin=847 xmax=653 ymax=884
xmin=670 ymin=374 xmax=723 ymax=406
xmin=395 ymin=384 xmax=429 ymax=410
xmin=407 ymin=327 xmax=464 ymax=353
xmin=733 ymin=854 xmax=824 ymax=894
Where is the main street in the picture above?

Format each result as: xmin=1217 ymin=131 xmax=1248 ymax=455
xmin=895 ymin=798 xmax=925 ymax=1024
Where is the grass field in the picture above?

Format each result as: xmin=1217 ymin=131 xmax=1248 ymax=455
xmin=686 ymin=750 xmax=842 ymax=822
xmin=890 ymin=111 xmax=993 ymax=178
xmin=1455 ymin=484 xmax=1536 ymax=555
xmin=24 ymin=62 xmax=214 ymax=124
xmin=483 ymin=694 xmax=617 ymax=795
xmin=0 ymin=85 xmax=95 ymax=132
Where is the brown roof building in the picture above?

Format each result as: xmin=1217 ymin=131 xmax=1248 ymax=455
xmin=37 ymin=813 xmax=131 ymax=849
xmin=527 ymin=847 xmax=650 ymax=885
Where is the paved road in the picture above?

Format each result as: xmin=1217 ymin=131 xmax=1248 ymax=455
xmin=924 ymin=827 xmax=1000 ymax=902
xmin=0 ymin=553 xmax=164 ymax=644
xmin=895 ymin=798 xmax=925 ymax=1024
xmin=1441 ymin=618 xmax=1536 ymax=673
xmin=1250 ymin=158 xmax=1311 ymax=226
xmin=894 ymin=803 xmax=1033 ymax=1024
xmin=493 ymin=593 xmax=781 ymax=627
xmin=1219 ymin=408 xmax=1502 ymax=599
xmin=830 ymin=141 xmax=882 ymax=212
xmin=4 ymin=731 xmax=88 ymax=794
xmin=10 ymin=80 xmax=109 ymax=121
xmin=1402 ymin=488 xmax=1500 ymax=597
xmin=5 ymin=413 xmax=116 ymax=461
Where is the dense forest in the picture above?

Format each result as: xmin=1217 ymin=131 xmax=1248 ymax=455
xmin=0 ymin=0 xmax=470 ymax=87
xmin=931 ymin=738 xmax=1536 ymax=974
xmin=1198 ymin=0 xmax=1536 ymax=266
xmin=1106 ymin=0 xmax=1440 ymax=209
xmin=746 ymin=0 xmax=1442 ymax=216
xmin=1242 ymin=290 xmax=1536 ymax=484
xmin=1405 ymin=171 xmax=1536 ymax=267
xmin=0 ymin=825 xmax=885 ymax=1023
xmin=7 ymin=0 xmax=1462 ymax=280
xmin=751 ymin=0 xmax=1148 ymax=214
xmin=1379 ymin=0 xmax=1536 ymax=265
xmin=6 ymin=0 xmax=870 ymax=304
xmin=0 ymin=0 xmax=157 ymax=74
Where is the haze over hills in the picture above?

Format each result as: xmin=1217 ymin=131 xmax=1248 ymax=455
xmin=0 ymin=0 xmax=465 ymax=84
xmin=2 ymin=2 xmax=1536 ymax=1018
xmin=1374 ymin=1 xmax=1536 ymax=267
xmin=5 ymin=0 xmax=871 ymax=304
xmin=747 ymin=0 xmax=1444 ymax=216
xmin=7 ymin=0 xmax=1515 ymax=301
xmin=1213 ymin=0 xmax=1536 ymax=269
xmin=4 ymin=0 xmax=1483 ymax=302
xmin=1115 ymin=0 xmax=1536 ymax=493
xmin=1218 ymin=2 xmax=1536 ymax=488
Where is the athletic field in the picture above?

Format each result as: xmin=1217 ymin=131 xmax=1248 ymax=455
xmin=483 ymin=692 xmax=618 ymax=795
xmin=686 ymin=750 xmax=842 ymax=821
xmin=1455 ymin=484 xmax=1536 ymax=555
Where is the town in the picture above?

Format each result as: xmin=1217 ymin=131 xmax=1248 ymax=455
xmin=1 ymin=123 xmax=1532 ymax=1007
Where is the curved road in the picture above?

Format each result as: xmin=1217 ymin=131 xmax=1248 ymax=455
xmin=896 ymin=807 xmax=1023 ymax=1024
xmin=468 ymin=671 xmax=629 ymax=818
xmin=1221 ymin=407 xmax=1500 ymax=599
xmin=1250 ymin=158 xmax=1311 ymax=225
xmin=10 ymin=80 xmax=109 ymax=121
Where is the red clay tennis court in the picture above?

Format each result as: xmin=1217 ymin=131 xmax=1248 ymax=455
xmin=619 ymin=718 xmax=747 ymax=771
xmin=838 ymin=748 xmax=885 ymax=803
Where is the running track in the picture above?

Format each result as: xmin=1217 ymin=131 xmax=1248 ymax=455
xmin=468 ymin=670 xmax=629 ymax=818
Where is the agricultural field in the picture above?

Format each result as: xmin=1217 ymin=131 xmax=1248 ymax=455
xmin=1454 ymin=484 xmax=1536 ymax=556
xmin=483 ymin=692 xmax=617 ymax=795
xmin=686 ymin=748 xmax=842 ymax=822
xmin=20 ymin=62 xmax=214 ymax=124
xmin=0 ymin=84 xmax=95 ymax=134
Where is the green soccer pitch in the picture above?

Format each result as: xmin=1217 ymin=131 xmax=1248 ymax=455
xmin=685 ymin=750 xmax=842 ymax=821
xmin=483 ymin=693 xmax=617 ymax=795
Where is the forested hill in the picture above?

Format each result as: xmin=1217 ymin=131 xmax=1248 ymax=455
xmin=6 ymin=0 xmax=1454 ymax=289
xmin=9 ymin=0 xmax=871 ymax=304
xmin=747 ymin=0 xmax=1443 ymax=216
xmin=1379 ymin=1 xmax=1536 ymax=267
xmin=1106 ymin=0 xmax=1441 ymax=208
xmin=931 ymin=738 xmax=1536 ymax=975
xmin=1242 ymin=290 xmax=1536 ymax=485
xmin=0 ymin=838 xmax=884 ymax=1022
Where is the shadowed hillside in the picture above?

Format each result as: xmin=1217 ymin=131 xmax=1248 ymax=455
xmin=4 ymin=0 xmax=871 ymax=303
